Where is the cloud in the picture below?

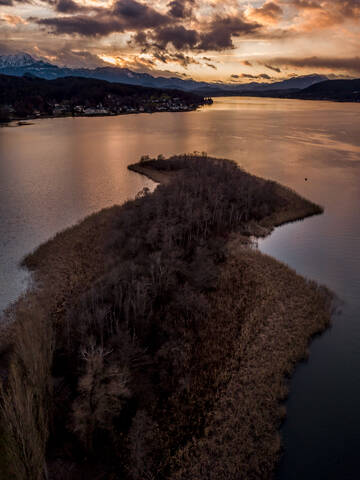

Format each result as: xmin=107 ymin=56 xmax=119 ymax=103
xmin=54 ymin=0 xmax=89 ymax=14
xmin=167 ymin=0 xmax=195 ymax=19
xmin=3 ymin=0 xmax=360 ymax=80
xmin=37 ymin=16 xmax=120 ymax=36
xmin=287 ymin=0 xmax=360 ymax=31
xmin=152 ymin=50 xmax=200 ymax=67
xmin=197 ymin=15 xmax=261 ymax=51
xmin=132 ymin=12 xmax=262 ymax=53
xmin=1 ymin=13 xmax=27 ymax=25
xmin=264 ymin=63 xmax=281 ymax=72
xmin=241 ymin=73 xmax=271 ymax=79
xmin=206 ymin=62 xmax=217 ymax=69
xmin=230 ymin=72 xmax=272 ymax=81
xmin=113 ymin=0 xmax=169 ymax=28
xmin=269 ymin=55 xmax=360 ymax=73
xmin=246 ymin=0 xmax=283 ymax=25
xmin=0 ymin=0 xmax=30 ymax=5
xmin=151 ymin=25 xmax=199 ymax=50
xmin=37 ymin=0 xmax=263 ymax=55
xmin=37 ymin=0 xmax=171 ymax=37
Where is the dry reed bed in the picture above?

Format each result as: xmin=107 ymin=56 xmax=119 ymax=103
xmin=0 ymin=154 xmax=332 ymax=479
xmin=0 ymin=206 xmax=123 ymax=478
xmin=130 ymin=158 xmax=331 ymax=479
xmin=172 ymin=244 xmax=332 ymax=479
xmin=128 ymin=161 xmax=323 ymax=237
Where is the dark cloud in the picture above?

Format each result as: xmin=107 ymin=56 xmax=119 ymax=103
xmin=132 ymin=30 xmax=147 ymax=46
xmin=0 ymin=0 xmax=30 ymax=5
xmin=153 ymin=50 xmax=200 ymax=67
xmin=37 ymin=16 xmax=121 ymax=36
xmin=197 ymin=16 xmax=261 ymax=51
xmin=241 ymin=73 xmax=271 ymax=79
xmin=269 ymin=55 xmax=360 ymax=73
xmin=152 ymin=25 xmax=199 ymax=50
xmin=55 ymin=0 xmax=88 ymax=14
xmin=131 ymin=13 xmax=262 ymax=53
xmin=113 ymin=0 xmax=168 ymax=28
xmin=230 ymin=72 xmax=272 ymax=81
xmin=37 ymin=0 xmax=170 ymax=37
xmin=242 ymin=60 xmax=253 ymax=66
xmin=167 ymin=0 xmax=195 ymax=19
xmin=264 ymin=63 xmax=281 ymax=72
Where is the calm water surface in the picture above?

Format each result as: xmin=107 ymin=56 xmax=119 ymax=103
xmin=0 ymin=97 xmax=359 ymax=478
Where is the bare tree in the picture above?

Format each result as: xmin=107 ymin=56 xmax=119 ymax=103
xmin=72 ymin=342 xmax=131 ymax=451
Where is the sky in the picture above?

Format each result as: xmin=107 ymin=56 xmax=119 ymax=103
xmin=1 ymin=0 xmax=360 ymax=82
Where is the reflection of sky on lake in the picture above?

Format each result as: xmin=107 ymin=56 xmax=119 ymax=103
xmin=0 ymin=97 xmax=360 ymax=479
xmin=1 ymin=97 xmax=359 ymax=311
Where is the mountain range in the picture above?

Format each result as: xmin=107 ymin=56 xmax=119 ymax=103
xmin=0 ymin=53 xmax=328 ymax=94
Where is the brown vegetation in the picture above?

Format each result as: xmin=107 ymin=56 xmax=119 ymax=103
xmin=0 ymin=154 xmax=332 ymax=479
xmin=172 ymin=244 xmax=331 ymax=479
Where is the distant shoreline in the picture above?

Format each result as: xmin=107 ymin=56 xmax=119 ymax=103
xmin=211 ymin=92 xmax=360 ymax=103
xmin=0 ymin=105 xmax=203 ymax=128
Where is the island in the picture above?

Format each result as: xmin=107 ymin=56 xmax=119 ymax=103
xmin=0 ymin=74 xmax=212 ymax=124
xmin=0 ymin=154 xmax=333 ymax=480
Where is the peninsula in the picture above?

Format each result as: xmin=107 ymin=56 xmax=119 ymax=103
xmin=0 ymin=154 xmax=332 ymax=480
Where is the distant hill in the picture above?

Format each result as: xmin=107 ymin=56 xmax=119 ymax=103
xmin=1 ymin=54 xmax=357 ymax=103
xmin=0 ymin=74 xmax=207 ymax=121
xmin=0 ymin=53 xmax=327 ymax=94
xmin=294 ymin=79 xmax=360 ymax=101
xmin=215 ymin=79 xmax=360 ymax=102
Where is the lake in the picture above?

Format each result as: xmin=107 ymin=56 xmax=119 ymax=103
xmin=1 ymin=97 xmax=359 ymax=479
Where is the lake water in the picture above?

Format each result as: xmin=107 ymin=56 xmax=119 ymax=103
xmin=1 ymin=97 xmax=359 ymax=478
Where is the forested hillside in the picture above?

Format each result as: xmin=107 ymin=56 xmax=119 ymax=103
xmin=0 ymin=74 xmax=209 ymax=121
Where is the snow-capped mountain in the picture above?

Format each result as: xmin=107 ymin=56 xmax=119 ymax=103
xmin=0 ymin=53 xmax=38 ymax=68
xmin=0 ymin=52 xmax=328 ymax=93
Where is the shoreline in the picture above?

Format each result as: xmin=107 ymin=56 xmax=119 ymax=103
xmin=0 ymin=105 xmax=204 ymax=129
xmin=212 ymin=94 xmax=360 ymax=104
xmin=0 ymin=155 xmax=333 ymax=479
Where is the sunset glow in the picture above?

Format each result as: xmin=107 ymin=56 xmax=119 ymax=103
xmin=1 ymin=0 xmax=360 ymax=80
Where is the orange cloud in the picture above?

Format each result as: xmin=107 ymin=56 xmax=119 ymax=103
xmin=288 ymin=0 xmax=360 ymax=31
xmin=1 ymin=14 xmax=27 ymax=26
xmin=246 ymin=0 xmax=283 ymax=25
